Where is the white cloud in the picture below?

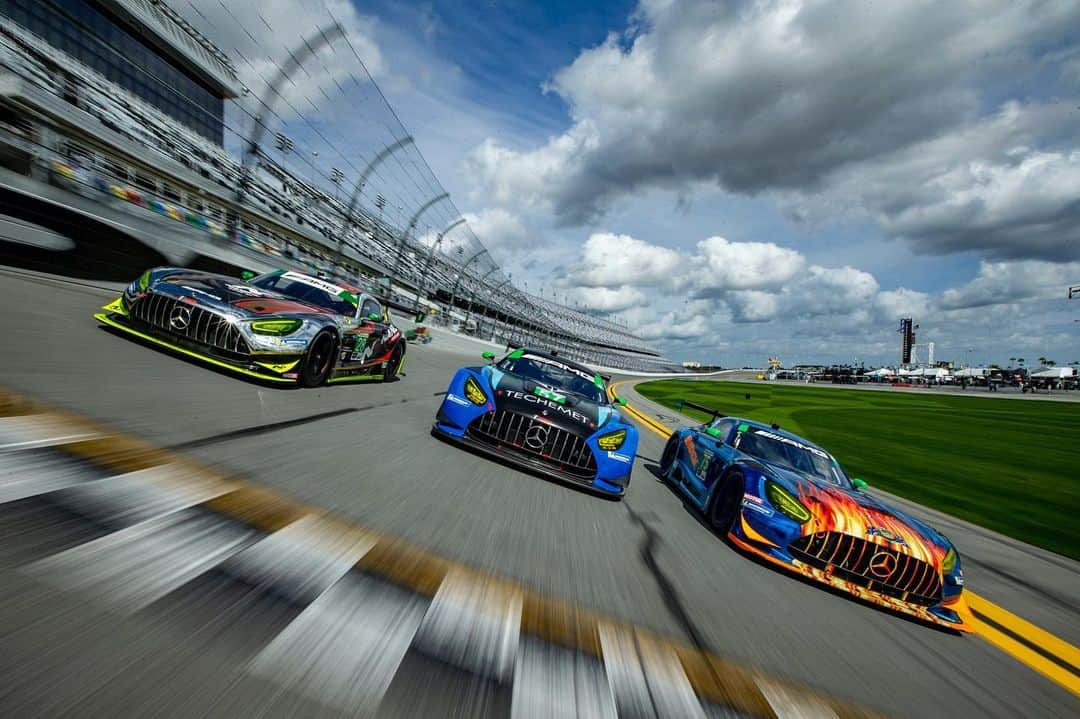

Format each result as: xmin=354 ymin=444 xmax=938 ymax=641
xmin=466 ymin=0 xmax=1080 ymax=260
xmin=559 ymin=232 xmax=683 ymax=288
xmin=568 ymin=285 xmax=649 ymax=312
xmin=635 ymin=311 xmax=711 ymax=340
xmin=941 ymin=260 xmax=1080 ymax=309
xmin=461 ymin=208 xmax=532 ymax=254
xmin=694 ymin=235 xmax=804 ymax=294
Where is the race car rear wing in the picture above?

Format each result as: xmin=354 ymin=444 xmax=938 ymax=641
xmin=675 ymin=399 xmax=726 ymax=420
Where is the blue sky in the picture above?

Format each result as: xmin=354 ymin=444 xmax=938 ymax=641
xmin=186 ymin=1 xmax=1080 ymax=368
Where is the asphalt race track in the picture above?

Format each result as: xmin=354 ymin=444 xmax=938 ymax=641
xmin=1 ymin=266 xmax=1078 ymax=718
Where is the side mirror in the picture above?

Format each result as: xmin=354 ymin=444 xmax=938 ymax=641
xmin=705 ymin=427 xmax=723 ymax=438
xmin=240 ymin=270 xmax=255 ymax=280
xmin=852 ymin=478 xmax=868 ymax=491
xmin=615 ymin=396 xmax=627 ymax=406
xmin=367 ymin=313 xmax=382 ymax=322
xmin=482 ymin=351 xmax=496 ymax=361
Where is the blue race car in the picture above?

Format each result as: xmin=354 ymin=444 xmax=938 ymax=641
xmin=433 ymin=348 xmax=638 ymax=497
xmin=658 ymin=402 xmax=971 ymax=631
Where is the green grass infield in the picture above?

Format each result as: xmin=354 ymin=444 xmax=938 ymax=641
xmin=637 ymin=379 xmax=1079 ymax=561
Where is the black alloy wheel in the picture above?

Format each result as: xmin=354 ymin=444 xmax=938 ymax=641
xmin=299 ymin=330 xmax=336 ymax=387
xmin=709 ymin=469 xmax=744 ymax=532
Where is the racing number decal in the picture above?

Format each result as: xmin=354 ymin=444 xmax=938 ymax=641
xmin=350 ymin=334 xmax=369 ymax=361
xmin=695 ymin=450 xmax=713 ymax=480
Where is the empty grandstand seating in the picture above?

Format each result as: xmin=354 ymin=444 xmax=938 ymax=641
xmin=0 ymin=14 xmax=677 ymax=371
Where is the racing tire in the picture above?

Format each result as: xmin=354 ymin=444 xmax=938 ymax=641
xmin=658 ymin=435 xmax=678 ymax=482
xmin=299 ymin=330 xmax=337 ymax=388
xmin=382 ymin=343 xmax=404 ymax=383
xmin=709 ymin=469 xmax=744 ymax=533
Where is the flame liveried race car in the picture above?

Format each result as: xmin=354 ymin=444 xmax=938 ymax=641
xmin=659 ymin=403 xmax=971 ymax=631
xmin=432 ymin=349 xmax=639 ymax=497
xmin=94 ymin=267 xmax=406 ymax=386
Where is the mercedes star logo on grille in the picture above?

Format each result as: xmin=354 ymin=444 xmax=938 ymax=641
xmin=524 ymin=423 xmax=549 ymax=450
xmin=169 ymin=305 xmax=192 ymax=330
xmin=868 ymin=551 xmax=898 ymax=579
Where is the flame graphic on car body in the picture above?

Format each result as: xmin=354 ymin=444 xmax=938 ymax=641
xmin=795 ymin=482 xmax=945 ymax=567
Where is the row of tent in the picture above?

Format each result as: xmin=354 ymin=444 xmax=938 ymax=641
xmin=865 ymin=366 xmax=1076 ymax=379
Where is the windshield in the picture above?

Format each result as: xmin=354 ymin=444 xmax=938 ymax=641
xmin=497 ymin=354 xmax=606 ymax=403
xmin=250 ymin=271 xmax=358 ymax=316
xmin=734 ymin=427 xmax=851 ymax=488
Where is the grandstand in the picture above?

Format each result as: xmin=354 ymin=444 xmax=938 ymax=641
xmin=0 ymin=0 xmax=675 ymax=371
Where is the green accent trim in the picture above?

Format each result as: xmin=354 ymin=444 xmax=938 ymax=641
xmin=594 ymin=374 xmax=605 ymax=389
xmin=254 ymin=360 xmax=300 ymax=374
xmin=705 ymin=427 xmax=723 ymax=438
xmin=737 ymin=423 xmax=750 ymax=432
xmin=327 ymin=373 xmax=385 ymax=383
xmin=507 ymin=349 xmax=525 ymax=359
xmin=534 ymin=386 xmax=567 ymax=404
xmin=94 ymin=313 xmax=296 ymax=384
xmin=136 ymin=270 xmax=150 ymax=293
xmin=102 ymin=297 xmax=127 ymax=316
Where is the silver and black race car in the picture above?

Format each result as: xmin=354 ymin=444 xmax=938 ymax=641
xmin=94 ymin=267 xmax=406 ymax=386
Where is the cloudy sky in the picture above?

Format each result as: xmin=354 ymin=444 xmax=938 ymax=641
xmin=185 ymin=0 xmax=1080 ymax=368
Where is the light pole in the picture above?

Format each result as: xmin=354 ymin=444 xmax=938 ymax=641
xmin=334 ymin=135 xmax=415 ymax=262
xmin=419 ymin=217 xmax=466 ymax=305
xmin=449 ymin=248 xmax=489 ymax=311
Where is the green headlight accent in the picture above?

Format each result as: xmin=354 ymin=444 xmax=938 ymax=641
xmin=597 ymin=429 xmax=626 ymax=450
xmin=136 ymin=270 xmax=151 ymax=292
xmin=765 ymin=481 xmax=811 ymax=524
xmin=942 ymin=547 xmax=957 ymax=575
xmin=508 ymin=349 xmax=525 ymax=359
xmin=250 ymin=318 xmax=303 ymax=335
xmin=464 ymin=376 xmax=487 ymax=405
xmin=534 ymin=386 xmax=567 ymax=404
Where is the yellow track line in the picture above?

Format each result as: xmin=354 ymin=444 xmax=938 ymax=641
xmin=967 ymin=592 xmax=1080 ymax=673
xmin=612 ymin=377 xmax=1080 ymax=698
xmin=966 ymin=615 xmax=1080 ymax=698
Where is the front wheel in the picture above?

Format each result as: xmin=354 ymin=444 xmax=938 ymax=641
xmin=658 ymin=435 xmax=678 ymax=481
xmin=709 ymin=469 xmax=744 ymax=532
xmin=299 ymin=330 xmax=337 ymax=388
xmin=381 ymin=343 xmax=404 ymax=382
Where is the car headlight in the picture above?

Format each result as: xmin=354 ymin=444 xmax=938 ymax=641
xmin=942 ymin=547 xmax=957 ymax=575
xmin=137 ymin=270 xmax=151 ymax=292
xmin=765 ymin=480 xmax=811 ymax=524
xmin=464 ymin=376 xmax=487 ymax=405
xmin=250 ymin=318 xmax=302 ymax=335
xmin=597 ymin=429 xmax=626 ymax=450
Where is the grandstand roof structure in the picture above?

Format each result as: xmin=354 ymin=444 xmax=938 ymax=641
xmin=100 ymin=0 xmax=241 ymax=97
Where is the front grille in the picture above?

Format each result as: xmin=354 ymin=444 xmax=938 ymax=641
xmin=469 ymin=410 xmax=597 ymax=479
xmin=130 ymin=291 xmax=249 ymax=359
xmin=789 ymin=532 xmax=942 ymax=606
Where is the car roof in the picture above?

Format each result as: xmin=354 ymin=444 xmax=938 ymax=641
xmin=723 ymin=417 xmax=830 ymax=453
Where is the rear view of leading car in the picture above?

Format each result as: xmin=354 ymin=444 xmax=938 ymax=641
xmin=433 ymin=349 xmax=638 ymax=497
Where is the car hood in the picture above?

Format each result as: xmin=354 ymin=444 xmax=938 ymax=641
xmin=764 ymin=462 xmax=949 ymax=566
xmin=485 ymin=367 xmax=612 ymax=436
xmin=150 ymin=271 xmax=335 ymax=319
